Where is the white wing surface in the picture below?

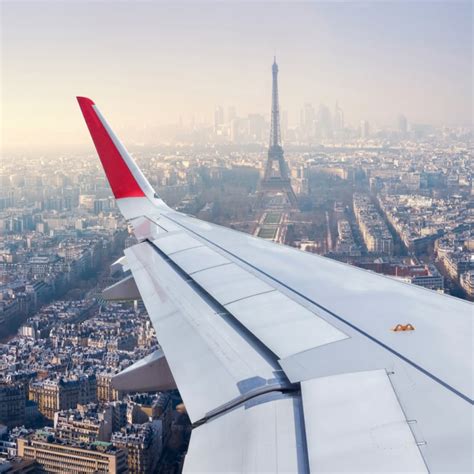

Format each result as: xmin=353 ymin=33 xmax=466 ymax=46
xmin=78 ymin=97 xmax=473 ymax=473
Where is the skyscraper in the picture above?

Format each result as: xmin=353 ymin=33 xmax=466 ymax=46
xmin=360 ymin=120 xmax=370 ymax=139
xmin=227 ymin=106 xmax=236 ymax=123
xmin=334 ymin=101 xmax=344 ymax=131
xmin=318 ymin=104 xmax=332 ymax=138
xmin=300 ymin=103 xmax=315 ymax=138
xmin=213 ymin=106 xmax=224 ymax=133
xmin=398 ymin=114 xmax=408 ymax=135
xmin=247 ymin=114 xmax=265 ymax=142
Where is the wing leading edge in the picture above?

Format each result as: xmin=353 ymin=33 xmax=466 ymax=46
xmin=78 ymin=98 xmax=473 ymax=473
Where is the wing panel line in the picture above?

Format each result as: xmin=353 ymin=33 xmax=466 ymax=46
xmin=223 ymin=289 xmax=277 ymax=307
xmin=167 ymin=244 xmax=205 ymax=256
xmin=189 ymin=262 xmax=233 ymax=276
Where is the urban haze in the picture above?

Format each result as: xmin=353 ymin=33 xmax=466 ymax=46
xmin=0 ymin=1 xmax=472 ymax=473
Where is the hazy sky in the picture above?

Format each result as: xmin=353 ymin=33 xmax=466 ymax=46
xmin=1 ymin=1 xmax=472 ymax=150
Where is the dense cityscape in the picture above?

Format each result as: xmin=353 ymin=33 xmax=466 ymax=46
xmin=2 ymin=0 xmax=472 ymax=470
xmin=1 ymin=83 xmax=472 ymax=471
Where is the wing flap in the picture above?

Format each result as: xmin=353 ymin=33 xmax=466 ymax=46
xmin=301 ymin=370 xmax=427 ymax=473
xmin=184 ymin=392 xmax=307 ymax=473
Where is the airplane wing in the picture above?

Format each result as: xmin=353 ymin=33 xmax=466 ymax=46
xmin=77 ymin=97 xmax=473 ymax=473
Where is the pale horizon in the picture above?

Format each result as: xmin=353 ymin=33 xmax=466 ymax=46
xmin=1 ymin=1 xmax=472 ymax=151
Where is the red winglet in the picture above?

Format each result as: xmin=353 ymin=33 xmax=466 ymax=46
xmin=77 ymin=97 xmax=145 ymax=199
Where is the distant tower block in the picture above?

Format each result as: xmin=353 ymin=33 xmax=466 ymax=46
xmin=258 ymin=58 xmax=297 ymax=209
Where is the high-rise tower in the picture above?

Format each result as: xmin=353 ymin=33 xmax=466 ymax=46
xmin=258 ymin=58 xmax=297 ymax=208
xmin=334 ymin=101 xmax=344 ymax=131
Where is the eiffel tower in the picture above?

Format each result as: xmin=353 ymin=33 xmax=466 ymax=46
xmin=258 ymin=57 xmax=297 ymax=208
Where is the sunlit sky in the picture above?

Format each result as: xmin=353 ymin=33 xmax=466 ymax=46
xmin=1 ymin=1 xmax=472 ymax=150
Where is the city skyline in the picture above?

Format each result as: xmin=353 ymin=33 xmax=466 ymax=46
xmin=2 ymin=1 xmax=472 ymax=151
xmin=1 ymin=95 xmax=471 ymax=471
xmin=0 ymin=3 xmax=472 ymax=472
